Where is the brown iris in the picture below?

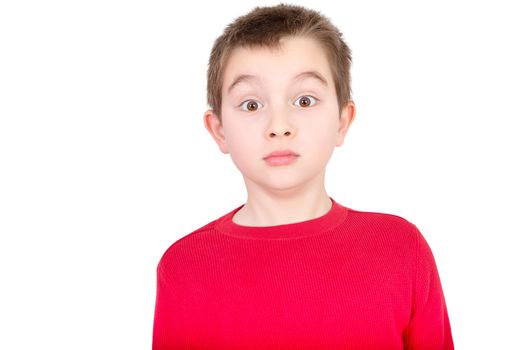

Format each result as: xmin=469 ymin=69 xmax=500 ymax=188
xmin=247 ymin=100 xmax=258 ymax=111
xmin=298 ymin=96 xmax=311 ymax=107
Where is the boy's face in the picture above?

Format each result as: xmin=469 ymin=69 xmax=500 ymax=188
xmin=204 ymin=36 xmax=355 ymax=194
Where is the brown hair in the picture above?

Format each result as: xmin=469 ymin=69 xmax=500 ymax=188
xmin=206 ymin=2 xmax=353 ymax=125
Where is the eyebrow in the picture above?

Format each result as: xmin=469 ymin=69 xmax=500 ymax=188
xmin=226 ymin=70 xmax=328 ymax=95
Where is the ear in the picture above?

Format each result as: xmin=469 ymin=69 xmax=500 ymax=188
xmin=336 ymin=101 xmax=356 ymax=147
xmin=203 ymin=109 xmax=229 ymax=154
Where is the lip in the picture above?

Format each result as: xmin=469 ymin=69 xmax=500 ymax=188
xmin=263 ymin=149 xmax=299 ymax=159
xmin=263 ymin=150 xmax=300 ymax=166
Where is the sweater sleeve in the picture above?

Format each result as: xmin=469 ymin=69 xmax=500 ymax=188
xmin=152 ymin=258 xmax=177 ymax=350
xmin=402 ymin=224 xmax=454 ymax=349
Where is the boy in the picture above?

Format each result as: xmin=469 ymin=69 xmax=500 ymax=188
xmin=153 ymin=3 xmax=454 ymax=349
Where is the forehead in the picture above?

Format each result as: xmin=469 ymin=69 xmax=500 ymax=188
xmin=222 ymin=36 xmax=333 ymax=94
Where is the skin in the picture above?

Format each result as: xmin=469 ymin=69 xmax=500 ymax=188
xmin=203 ymin=35 xmax=356 ymax=227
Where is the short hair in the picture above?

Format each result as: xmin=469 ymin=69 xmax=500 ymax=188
xmin=206 ymin=2 xmax=353 ymax=125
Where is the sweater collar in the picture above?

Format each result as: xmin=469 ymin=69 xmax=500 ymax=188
xmin=215 ymin=196 xmax=348 ymax=240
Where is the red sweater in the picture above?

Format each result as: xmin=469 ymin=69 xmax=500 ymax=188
xmin=152 ymin=197 xmax=454 ymax=349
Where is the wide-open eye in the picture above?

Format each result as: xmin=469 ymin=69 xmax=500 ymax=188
xmin=294 ymin=95 xmax=319 ymax=108
xmin=239 ymin=99 xmax=263 ymax=112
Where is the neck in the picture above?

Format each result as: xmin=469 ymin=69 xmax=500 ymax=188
xmin=232 ymin=190 xmax=332 ymax=227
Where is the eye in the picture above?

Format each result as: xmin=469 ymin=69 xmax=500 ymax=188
xmin=239 ymin=99 xmax=263 ymax=112
xmin=294 ymin=95 xmax=319 ymax=108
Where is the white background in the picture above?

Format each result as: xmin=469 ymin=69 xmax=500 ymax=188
xmin=1 ymin=0 xmax=524 ymax=348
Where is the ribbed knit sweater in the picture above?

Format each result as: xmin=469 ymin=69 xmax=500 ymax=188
xmin=152 ymin=197 xmax=454 ymax=349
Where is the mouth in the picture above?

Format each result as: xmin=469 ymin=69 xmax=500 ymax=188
xmin=263 ymin=152 xmax=299 ymax=166
xmin=263 ymin=149 xmax=299 ymax=159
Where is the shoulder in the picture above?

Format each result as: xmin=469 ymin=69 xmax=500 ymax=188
xmin=156 ymin=217 xmax=221 ymax=270
xmin=340 ymin=206 xmax=423 ymax=254
xmin=346 ymin=206 xmax=420 ymax=235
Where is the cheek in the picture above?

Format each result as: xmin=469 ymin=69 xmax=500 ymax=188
xmin=226 ymin=128 xmax=260 ymax=161
xmin=223 ymin=116 xmax=248 ymax=145
xmin=300 ymin=123 xmax=338 ymax=161
xmin=302 ymin=121 xmax=335 ymax=145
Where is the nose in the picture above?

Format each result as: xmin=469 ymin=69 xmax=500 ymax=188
xmin=269 ymin=130 xmax=292 ymax=137
xmin=266 ymin=112 xmax=295 ymax=139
